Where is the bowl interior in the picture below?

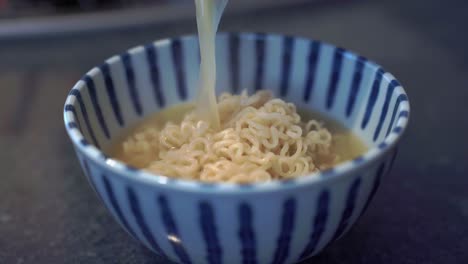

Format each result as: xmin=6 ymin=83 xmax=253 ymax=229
xmin=65 ymin=32 xmax=409 ymax=162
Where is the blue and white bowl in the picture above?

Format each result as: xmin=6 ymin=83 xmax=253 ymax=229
xmin=63 ymin=33 xmax=409 ymax=264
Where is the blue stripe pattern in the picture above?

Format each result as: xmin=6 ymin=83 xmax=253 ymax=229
xmin=101 ymin=175 xmax=138 ymax=239
xmin=271 ymin=198 xmax=296 ymax=264
xmin=67 ymin=91 xmax=100 ymax=148
xmin=171 ymin=39 xmax=188 ymax=100
xmin=393 ymin=126 xmax=403 ymax=133
xmin=127 ymin=187 xmax=165 ymax=256
xmin=393 ymin=111 xmax=409 ymax=134
xmin=67 ymin=121 xmax=78 ymax=129
xmin=399 ymin=110 xmax=409 ymax=119
xmin=80 ymin=138 xmax=89 ymax=146
xmin=64 ymin=104 xmax=82 ymax=132
xmin=145 ymin=44 xmax=165 ymax=107
xmin=229 ymin=33 xmax=240 ymax=94
xmin=360 ymin=163 xmax=385 ymax=215
xmin=238 ymin=203 xmax=257 ymax=264
xmin=100 ymin=63 xmax=124 ymax=126
xmin=346 ymin=56 xmax=366 ymax=117
xmin=361 ymin=68 xmax=384 ymax=129
xmin=82 ymin=75 xmax=110 ymax=139
xmin=254 ymin=34 xmax=266 ymax=91
xmin=353 ymin=156 xmax=365 ymax=164
xmin=299 ymin=190 xmax=330 ymax=260
xmin=199 ymin=201 xmax=222 ymax=264
xmin=157 ymin=195 xmax=192 ymax=264
xmin=326 ymin=48 xmax=344 ymax=109
xmin=385 ymin=94 xmax=408 ymax=137
xmin=373 ymin=80 xmax=400 ymax=141
xmin=331 ymin=177 xmax=362 ymax=241
xmin=378 ymin=142 xmax=388 ymax=149
xmin=121 ymin=52 xmax=143 ymax=116
xmin=303 ymin=42 xmax=321 ymax=102
xmin=280 ymin=36 xmax=294 ymax=97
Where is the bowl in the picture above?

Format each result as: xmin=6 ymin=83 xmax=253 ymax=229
xmin=63 ymin=32 xmax=409 ymax=264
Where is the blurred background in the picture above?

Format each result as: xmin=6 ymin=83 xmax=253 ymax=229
xmin=1 ymin=0 xmax=467 ymax=263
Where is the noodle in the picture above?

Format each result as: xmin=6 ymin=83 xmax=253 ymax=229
xmin=117 ymin=91 xmax=338 ymax=184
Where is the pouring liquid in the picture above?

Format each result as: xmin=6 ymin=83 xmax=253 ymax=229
xmin=194 ymin=0 xmax=228 ymax=130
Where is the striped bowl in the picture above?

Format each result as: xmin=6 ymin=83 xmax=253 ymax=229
xmin=63 ymin=32 xmax=409 ymax=264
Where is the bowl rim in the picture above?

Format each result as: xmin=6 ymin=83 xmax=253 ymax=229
xmin=63 ymin=32 xmax=410 ymax=194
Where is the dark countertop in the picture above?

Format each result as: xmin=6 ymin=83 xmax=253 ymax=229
xmin=1 ymin=0 xmax=467 ymax=263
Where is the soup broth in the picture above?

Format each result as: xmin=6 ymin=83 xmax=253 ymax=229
xmin=107 ymin=99 xmax=368 ymax=182
xmin=297 ymin=109 xmax=368 ymax=163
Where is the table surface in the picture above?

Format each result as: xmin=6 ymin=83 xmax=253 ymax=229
xmin=1 ymin=0 xmax=467 ymax=263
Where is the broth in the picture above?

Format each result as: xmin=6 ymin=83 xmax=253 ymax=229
xmin=108 ymin=103 xmax=368 ymax=172
xmin=297 ymin=109 xmax=368 ymax=163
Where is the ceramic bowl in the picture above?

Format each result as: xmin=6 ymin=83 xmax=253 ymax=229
xmin=63 ymin=32 xmax=409 ymax=264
